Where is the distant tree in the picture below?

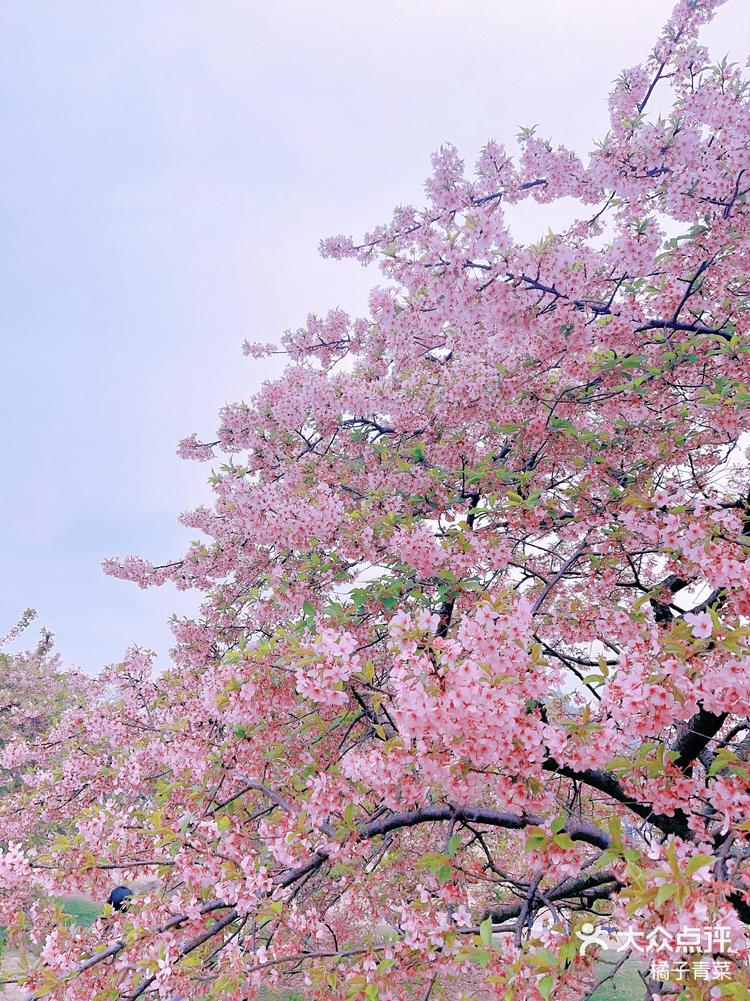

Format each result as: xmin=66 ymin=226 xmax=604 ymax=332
xmin=0 ymin=613 xmax=91 ymax=972
xmin=0 ymin=612 xmax=87 ymax=780
xmin=4 ymin=1 xmax=750 ymax=997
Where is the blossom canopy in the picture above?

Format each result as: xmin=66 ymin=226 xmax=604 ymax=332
xmin=3 ymin=1 xmax=750 ymax=998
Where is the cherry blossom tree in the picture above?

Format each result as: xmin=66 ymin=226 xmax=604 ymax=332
xmin=3 ymin=1 xmax=750 ymax=997
xmin=0 ymin=615 xmax=91 ymax=966
xmin=0 ymin=612 xmax=88 ymax=778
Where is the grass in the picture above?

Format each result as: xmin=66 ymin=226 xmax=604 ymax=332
xmin=56 ymin=896 xmax=101 ymax=928
xmin=589 ymin=954 xmax=648 ymax=1000
xmin=0 ymin=897 xmax=99 ymax=956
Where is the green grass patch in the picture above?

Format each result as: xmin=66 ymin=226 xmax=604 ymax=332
xmin=56 ymin=896 xmax=101 ymax=928
xmin=590 ymin=954 xmax=648 ymax=1000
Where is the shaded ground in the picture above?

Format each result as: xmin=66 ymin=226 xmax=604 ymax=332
xmin=1 ymin=951 xmax=24 ymax=1001
xmin=589 ymin=955 xmax=648 ymax=1000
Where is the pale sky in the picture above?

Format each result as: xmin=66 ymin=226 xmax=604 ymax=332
xmin=1 ymin=1 xmax=748 ymax=671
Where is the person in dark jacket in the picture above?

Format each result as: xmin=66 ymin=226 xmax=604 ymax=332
xmin=106 ymin=885 xmax=133 ymax=912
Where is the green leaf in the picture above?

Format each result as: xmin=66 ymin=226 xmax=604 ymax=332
xmin=654 ymin=882 xmax=676 ymax=906
xmin=685 ymin=853 xmax=715 ymax=876
xmin=418 ymin=852 xmax=448 ymax=875
xmin=553 ymin=833 xmax=577 ymax=851
xmin=550 ymin=815 xmax=567 ymax=835
xmin=447 ymin=833 xmax=462 ymax=857
xmin=479 ymin=917 xmax=493 ymax=946
xmin=720 ymin=985 xmax=750 ymax=1001
xmin=538 ymin=975 xmax=553 ymax=1000
xmin=531 ymin=949 xmax=556 ymax=967
xmin=607 ymin=816 xmax=623 ymax=846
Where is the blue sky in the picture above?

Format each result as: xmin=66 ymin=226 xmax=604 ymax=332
xmin=1 ymin=1 xmax=747 ymax=671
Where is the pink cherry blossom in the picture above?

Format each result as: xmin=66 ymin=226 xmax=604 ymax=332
xmin=685 ymin=610 xmax=714 ymax=639
xmin=3 ymin=1 xmax=750 ymax=997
